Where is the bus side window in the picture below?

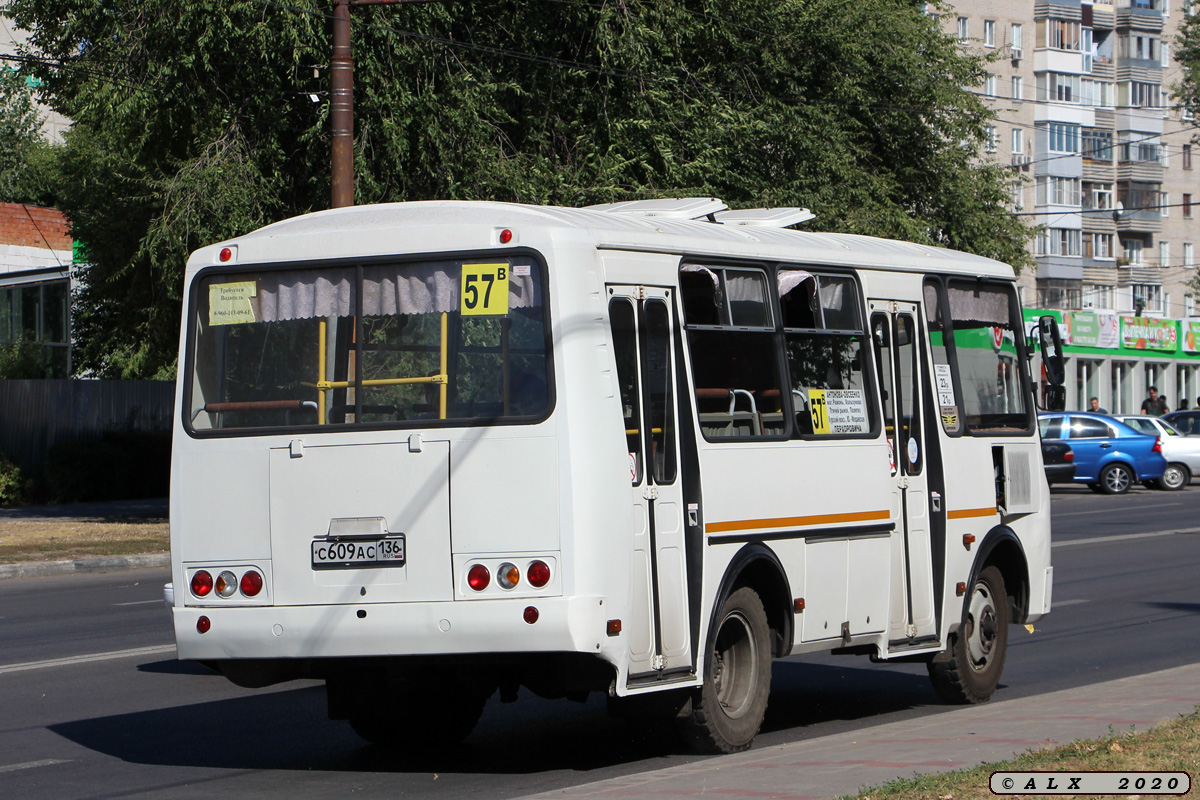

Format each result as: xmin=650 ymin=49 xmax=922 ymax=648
xmin=609 ymin=298 xmax=643 ymax=485
xmin=682 ymin=265 xmax=786 ymax=440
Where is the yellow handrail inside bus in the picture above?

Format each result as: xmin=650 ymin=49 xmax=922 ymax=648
xmin=314 ymin=312 xmax=450 ymax=422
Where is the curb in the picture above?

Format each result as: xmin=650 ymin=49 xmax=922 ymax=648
xmin=0 ymin=552 xmax=170 ymax=580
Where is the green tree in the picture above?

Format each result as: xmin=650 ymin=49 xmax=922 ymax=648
xmin=6 ymin=0 xmax=1031 ymax=377
xmin=0 ymin=64 xmax=55 ymax=205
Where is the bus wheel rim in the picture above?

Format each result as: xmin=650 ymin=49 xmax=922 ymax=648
xmin=713 ymin=611 xmax=758 ymax=719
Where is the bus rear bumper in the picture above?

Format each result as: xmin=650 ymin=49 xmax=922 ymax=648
xmin=173 ymin=595 xmax=608 ymax=662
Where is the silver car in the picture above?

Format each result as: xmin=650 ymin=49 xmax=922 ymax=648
xmin=1112 ymin=415 xmax=1200 ymax=490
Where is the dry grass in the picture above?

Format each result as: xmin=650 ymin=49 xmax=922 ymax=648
xmin=0 ymin=519 xmax=169 ymax=563
xmin=843 ymin=710 xmax=1200 ymax=800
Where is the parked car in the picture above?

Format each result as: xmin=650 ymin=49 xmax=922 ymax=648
xmin=1163 ymin=410 xmax=1200 ymax=436
xmin=1041 ymin=438 xmax=1076 ymax=485
xmin=1111 ymin=414 xmax=1200 ymax=490
xmin=1038 ymin=412 xmax=1166 ymax=495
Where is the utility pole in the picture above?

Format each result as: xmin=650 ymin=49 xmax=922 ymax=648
xmin=329 ymin=0 xmax=446 ymax=209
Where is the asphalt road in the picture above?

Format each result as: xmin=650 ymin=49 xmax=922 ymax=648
xmin=2 ymin=483 xmax=1198 ymax=799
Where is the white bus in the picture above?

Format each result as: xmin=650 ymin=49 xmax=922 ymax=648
xmin=169 ymin=198 xmax=1062 ymax=754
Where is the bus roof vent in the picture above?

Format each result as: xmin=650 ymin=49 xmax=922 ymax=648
xmin=584 ymin=198 xmax=729 ymax=220
xmin=713 ymin=207 xmax=816 ymax=228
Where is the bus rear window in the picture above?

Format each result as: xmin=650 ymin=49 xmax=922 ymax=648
xmin=186 ymin=257 xmax=550 ymax=432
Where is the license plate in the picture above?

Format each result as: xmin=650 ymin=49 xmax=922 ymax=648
xmin=312 ymin=535 xmax=406 ymax=570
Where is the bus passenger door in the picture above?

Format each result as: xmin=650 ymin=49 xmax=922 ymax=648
xmin=608 ymin=286 xmax=692 ymax=680
xmin=871 ymin=303 xmax=938 ymax=645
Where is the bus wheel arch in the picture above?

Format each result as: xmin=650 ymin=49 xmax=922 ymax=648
xmin=928 ymin=527 xmax=1027 ymax=704
xmin=710 ymin=544 xmax=794 ymax=659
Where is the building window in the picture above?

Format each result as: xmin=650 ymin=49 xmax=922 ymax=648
xmin=1046 ymin=122 xmax=1080 ymax=153
xmin=1047 ymin=19 xmax=1081 ymax=51
xmin=1186 ymin=242 xmax=1195 ymax=268
xmin=1120 ymin=82 xmax=1164 ymax=108
xmin=1162 ymin=192 xmax=1170 ymax=218
xmin=984 ymin=125 xmax=998 ymax=152
xmin=1187 ymin=295 xmax=1196 ymax=318
xmin=984 ymin=20 xmax=996 ymax=47
xmin=1012 ymin=75 xmax=1023 ymax=101
xmin=1186 ymin=194 xmax=1194 ymax=218
xmin=1011 ymin=23 xmax=1023 ymax=51
xmin=1125 ymin=239 xmax=1145 ymax=265
xmin=1084 ymin=284 xmax=1115 ymax=309
xmin=1083 ymin=182 xmax=1114 ymax=210
xmin=1131 ymin=284 xmax=1163 ymax=314
xmin=1082 ymin=79 xmax=1114 ymax=107
xmin=985 ymin=74 xmax=997 ymax=97
xmin=1012 ymin=128 xmax=1024 ymax=153
xmin=1084 ymin=28 xmax=1094 ymax=72
xmin=1086 ymin=232 xmax=1115 ymax=259
xmin=1011 ymin=181 xmax=1024 ymax=210
xmin=1160 ymin=242 xmax=1171 ymax=268
xmin=1037 ymin=176 xmax=1081 ymax=206
xmin=1083 ymin=128 xmax=1113 ymax=160
xmin=1037 ymin=228 xmax=1083 ymax=256
xmin=1118 ymin=134 xmax=1164 ymax=164
xmin=1185 ymin=144 xmax=1193 ymax=170
xmin=1038 ymin=73 xmax=1082 ymax=103
xmin=958 ymin=17 xmax=969 ymax=42
xmin=1119 ymin=182 xmax=1162 ymax=216
xmin=1118 ymin=34 xmax=1161 ymax=62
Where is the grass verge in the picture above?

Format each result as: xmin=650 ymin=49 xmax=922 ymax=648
xmin=843 ymin=710 xmax=1200 ymax=800
xmin=0 ymin=520 xmax=169 ymax=563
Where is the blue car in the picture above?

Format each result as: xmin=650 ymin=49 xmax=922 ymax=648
xmin=1038 ymin=412 xmax=1166 ymax=495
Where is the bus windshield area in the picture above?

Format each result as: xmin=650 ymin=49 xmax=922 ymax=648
xmin=186 ymin=257 xmax=550 ymax=432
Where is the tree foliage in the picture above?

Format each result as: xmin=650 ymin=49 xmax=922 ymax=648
xmin=0 ymin=65 xmax=55 ymax=205
xmin=6 ymin=0 xmax=1032 ymax=378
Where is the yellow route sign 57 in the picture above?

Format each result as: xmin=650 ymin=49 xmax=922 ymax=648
xmin=460 ymin=263 xmax=510 ymax=316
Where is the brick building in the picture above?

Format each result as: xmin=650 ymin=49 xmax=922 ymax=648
xmin=0 ymin=203 xmax=73 ymax=376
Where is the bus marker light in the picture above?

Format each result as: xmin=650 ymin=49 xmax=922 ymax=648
xmin=607 ymin=619 xmax=622 ymax=636
xmin=523 ymin=606 xmax=539 ymax=624
xmin=190 ymin=570 xmax=214 ymax=597
xmin=527 ymin=560 xmax=550 ymax=588
xmin=499 ymin=228 xmax=513 ymax=244
xmin=215 ymin=571 xmax=238 ymax=598
xmin=956 ymin=582 xmax=967 ymax=596
xmin=468 ymin=564 xmax=491 ymax=591
xmin=962 ymin=534 xmax=976 ymax=548
xmin=240 ymin=570 xmax=264 ymax=597
xmin=197 ymin=616 xmax=211 ymax=634
xmin=497 ymin=562 xmax=520 ymax=589
xmin=793 ymin=598 xmax=805 ymax=613
xmin=219 ymin=246 xmax=234 ymax=262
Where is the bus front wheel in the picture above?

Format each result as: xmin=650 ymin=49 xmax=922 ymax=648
xmin=677 ymin=586 xmax=772 ymax=754
xmin=927 ymin=565 xmax=1009 ymax=704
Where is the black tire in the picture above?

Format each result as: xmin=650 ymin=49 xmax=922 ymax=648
xmin=677 ymin=586 xmax=772 ymax=754
xmin=347 ymin=678 xmax=493 ymax=746
xmin=928 ymin=565 xmax=1009 ymax=704
xmin=1098 ymin=463 xmax=1133 ymax=495
xmin=1087 ymin=483 xmax=1105 ymax=494
xmin=1156 ymin=463 xmax=1190 ymax=491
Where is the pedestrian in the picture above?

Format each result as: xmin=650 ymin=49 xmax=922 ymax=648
xmin=1088 ymin=396 xmax=1108 ymax=414
xmin=1194 ymin=396 xmax=1200 ymax=410
xmin=1140 ymin=385 xmax=1169 ymax=416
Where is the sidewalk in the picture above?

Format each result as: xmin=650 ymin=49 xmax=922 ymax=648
xmin=520 ymin=662 xmax=1200 ymax=800
xmin=0 ymin=498 xmax=169 ymax=580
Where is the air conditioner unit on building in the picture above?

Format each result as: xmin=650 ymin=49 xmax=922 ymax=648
xmin=1011 ymin=154 xmax=1031 ymax=168
xmin=1010 ymin=47 xmax=1023 ymax=61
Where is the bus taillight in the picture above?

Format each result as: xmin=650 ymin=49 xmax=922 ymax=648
xmin=527 ymin=560 xmax=550 ymax=588
xmin=190 ymin=570 xmax=214 ymax=597
xmin=215 ymin=571 xmax=238 ymax=598
xmin=497 ymin=563 xmax=520 ymax=589
xmin=467 ymin=564 xmax=491 ymax=591
xmin=240 ymin=570 xmax=264 ymax=597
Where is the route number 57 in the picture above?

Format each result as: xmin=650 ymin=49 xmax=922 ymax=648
xmin=461 ymin=263 xmax=510 ymax=316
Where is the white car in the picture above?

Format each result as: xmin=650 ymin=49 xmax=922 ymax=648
xmin=1112 ymin=415 xmax=1200 ymax=490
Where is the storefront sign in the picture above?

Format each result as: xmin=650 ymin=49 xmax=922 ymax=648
xmin=1064 ymin=311 xmax=1119 ymax=349
xmin=1183 ymin=321 xmax=1200 ymax=354
xmin=1121 ymin=316 xmax=1178 ymax=352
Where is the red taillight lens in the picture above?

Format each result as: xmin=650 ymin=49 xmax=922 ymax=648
xmin=1065 ymin=451 xmax=1074 ymax=461
xmin=467 ymin=564 xmax=491 ymax=591
xmin=1153 ymin=436 xmax=1163 ymax=453
xmin=190 ymin=570 xmax=213 ymax=597
xmin=527 ymin=560 xmax=550 ymax=588
xmin=197 ymin=616 xmax=211 ymax=634
xmin=219 ymin=247 xmax=233 ymax=262
xmin=499 ymin=228 xmax=513 ymax=244
xmin=240 ymin=570 xmax=264 ymax=597
xmin=523 ymin=606 xmax=539 ymax=624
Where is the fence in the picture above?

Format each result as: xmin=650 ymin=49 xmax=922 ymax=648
xmin=0 ymin=379 xmax=174 ymax=470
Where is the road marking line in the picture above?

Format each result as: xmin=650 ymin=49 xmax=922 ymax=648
xmin=0 ymin=644 xmax=175 ymax=675
xmin=1052 ymin=599 xmax=1089 ymax=608
xmin=1056 ymin=502 xmax=1185 ymax=518
xmin=0 ymin=759 xmax=71 ymax=774
xmin=114 ymin=599 xmax=164 ymax=606
xmin=1053 ymin=527 xmax=1200 ymax=549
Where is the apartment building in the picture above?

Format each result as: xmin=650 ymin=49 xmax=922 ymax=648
xmin=949 ymin=0 xmax=1200 ymax=412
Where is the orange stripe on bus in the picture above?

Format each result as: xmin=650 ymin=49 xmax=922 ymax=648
xmin=706 ymin=509 xmax=891 ymax=534
xmin=947 ymin=507 xmax=998 ymax=520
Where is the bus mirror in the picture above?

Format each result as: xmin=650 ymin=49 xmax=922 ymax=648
xmin=1037 ymin=316 xmax=1065 ymax=386
xmin=1043 ymin=384 xmax=1066 ymax=412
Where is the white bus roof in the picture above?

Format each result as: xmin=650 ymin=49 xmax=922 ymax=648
xmin=210 ymin=200 xmax=1016 ymax=280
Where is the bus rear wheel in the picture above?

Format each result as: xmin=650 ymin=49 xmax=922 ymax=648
xmin=927 ymin=565 xmax=1008 ymax=704
xmin=677 ymin=586 xmax=772 ymax=754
